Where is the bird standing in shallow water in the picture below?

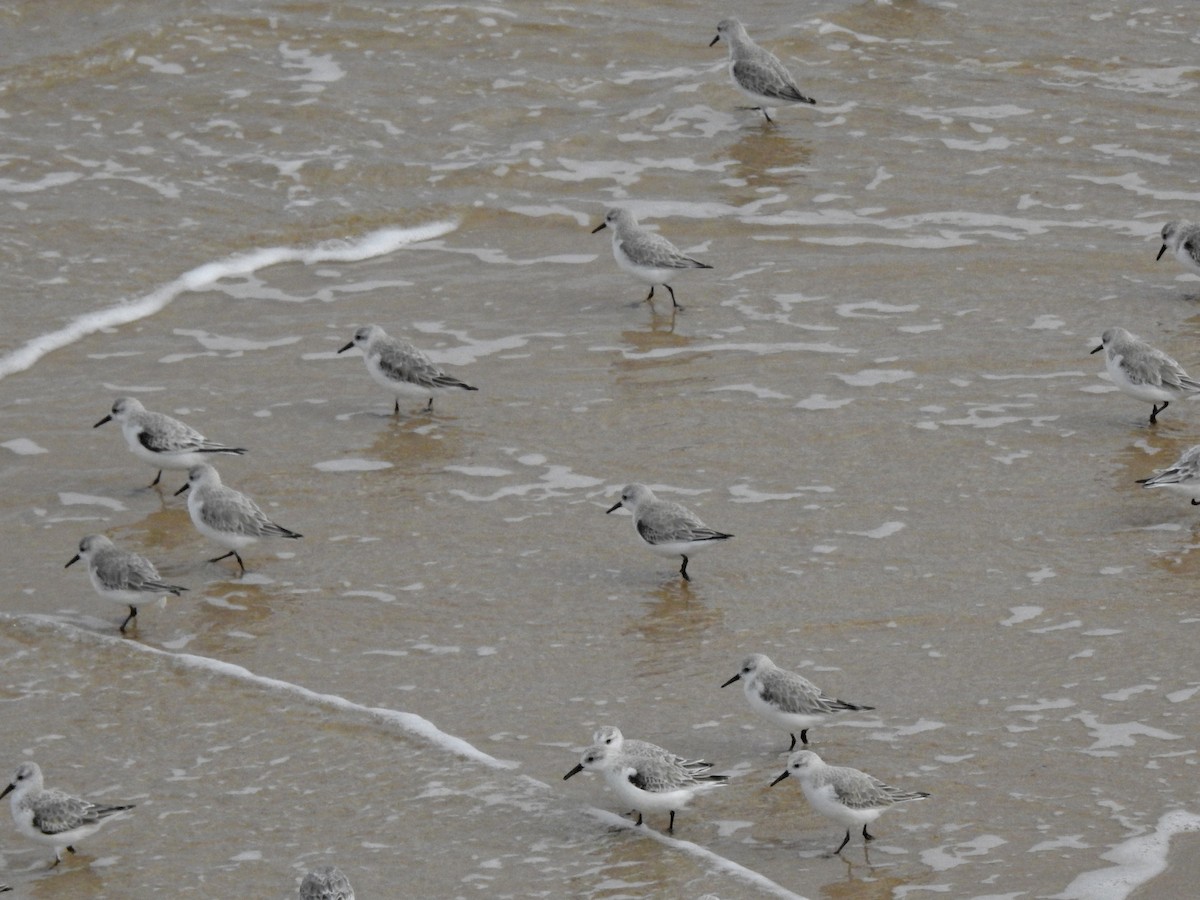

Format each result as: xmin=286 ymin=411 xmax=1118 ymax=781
xmin=175 ymin=463 xmax=301 ymax=574
xmin=770 ymin=750 xmax=929 ymax=855
xmin=710 ymin=18 xmax=817 ymax=123
xmin=606 ymin=483 xmax=733 ymax=581
xmin=1 ymin=761 xmax=135 ymax=867
xmin=94 ymin=396 xmax=246 ymax=489
xmin=563 ymin=742 xmax=727 ymax=832
xmin=1091 ymin=327 xmax=1200 ymax=424
xmin=338 ymin=324 xmax=477 ymax=414
xmin=721 ymin=653 xmax=874 ymax=750
xmin=592 ymin=208 xmax=712 ymax=312
xmin=65 ymin=533 xmax=187 ymax=632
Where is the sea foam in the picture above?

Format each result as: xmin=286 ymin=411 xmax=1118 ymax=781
xmin=0 ymin=222 xmax=457 ymax=381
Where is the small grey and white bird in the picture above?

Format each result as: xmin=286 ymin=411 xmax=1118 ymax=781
xmin=1 ymin=761 xmax=135 ymax=867
xmin=300 ymin=865 xmax=355 ymax=900
xmin=94 ymin=396 xmax=246 ymax=488
xmin=606 ymin=483 xmax=733 ymax=581
xmin=563 ymin=742 xmax=727 ymax=832
xmin=65 ymin=534 xmax=187 ymax=632
xmin=174 ymin=463 xmax=301 ymax=574
xmin=769 ymin=750 xmax=930 ymax=855
xmin=709 ymin=18 xmax=817 ymax=123
xmin=592 ymin=726 xmax=713 ymax=774
xmin=1137 ymin=444 xmax=1200 ymax=505
xmin=591 ymin=208 xmax=712 ymax=312
xmin=1091 ymin=327 xmax=1200 ymax=424
xmin=721 ymin=654 xmax=874 ymax=750
xmin=338 ymin=324 xmax=478 ymax=414
xmin=1157 ymin=220 xmax=1200 ymax=277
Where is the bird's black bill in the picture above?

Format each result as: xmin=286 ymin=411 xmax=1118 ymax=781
xmin=1090 ymin=345 xmax=1103 ymax=354
xmin=173 ymin=484 xmax=190 ymax=496
xmin=65 ymin=554 xmax=81 ymax=569
xmin=94 ymin=415 xmax=113 ymax=428
xmin=563 ymin=763 xmax=585 ymax=781
xmin=591 ymin=222 xmax=607 ymax=234
xmin=337 ymin=342 xmax=355 ymax=354
xmin=606 ymin=502 xmax=622 ymax=514
xmin=1157 ymin=244 xmax=1168 ymax=261
xmin=709 ymin=35 xmax=721 ymax=47
xmin=720 ymin=673 xmax=741 ymax=688
xmin=769 ymin=770 xmax=790 ymax=787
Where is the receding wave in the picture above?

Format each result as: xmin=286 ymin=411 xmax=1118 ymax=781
xmin=10 ymin=612 xmax=516 ymax=771
xmin=0 ymin=221 xmax=457 ymax=382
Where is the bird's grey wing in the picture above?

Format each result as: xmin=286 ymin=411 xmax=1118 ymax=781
xmin=201 ymin=488 xmax=271 ymax=535
xmin=732 ymin=57 xmax=815 ymax=104
xmin=138 ymin=413 xmax=206 ymax=453
xmin=375 ymin=342 xmax=451 ymax=390
xmin=29 ymin=792 xmax=99 ymax=834
xmin=636 ymin=502 xmax=728 ymax=545
xmin=830 ymin=772 xmax=902 ymax=816
xmin=94 ymin=550 xmax=168 ymax=593
xmin=758 ymin=670 xmax=823 ymax=713
xmin=626 ymin=759 xmax=686 ymax=793
xmin=626 ymin=231 xmax=710 ymax=270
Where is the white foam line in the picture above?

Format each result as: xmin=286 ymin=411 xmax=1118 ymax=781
xmin=583 ymin=807 xmax=810 ymax=900
xmin=0 ymin=221 xmax=458 ymax=381
xmin=10 ymin=612 xmax=516 ymax=772
xmin=1054 ymin=809 xmax=1200 ymax=900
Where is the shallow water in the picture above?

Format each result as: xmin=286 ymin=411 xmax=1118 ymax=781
xmin=2 ymin=0 xmax=1200 ymax=897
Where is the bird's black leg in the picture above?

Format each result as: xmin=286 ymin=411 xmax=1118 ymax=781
xmin=149 ymin=470 xmax=163 ymax=487
xmin=1150 ymin=401 xmax=1168 ymax=423
xmin=394 ymin=399 xmax=401 ymax=415
xmin=67 ymin=846 xmax=76 ymax=855
xmin=800 ymin=729 xmax=809 ymax=746
xmin=119 ymin=607 xmax=137 ymax=633
xmin=663 ymin=283 xmax=682 ymax=310
xmin=208 ymin=550 xmax=245 ymax=574
xmin=425 ymin=398 xmax=434 ymax=412
xmin=635 ymin=812 xmax=643 ymax=826
xmin=835 ymin=829 xmax=851 ymax=854
xmin=668 ymin=810 xmax=676 ymax=832
xmin=788 ymin=733 xmax=797 ymax=751
xmin=679 ymin=555 xmax=691 ymax=581
xmin=644 ymin=286 xmax=656 ymax=304
xmin=863 ymin=825 xmax=874 ymax=842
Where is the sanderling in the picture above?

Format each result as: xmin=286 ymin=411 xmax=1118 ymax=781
xmin=721 ymin=653 xmax=874 ymax=750
xmin=563 ymin=742 xmax=727 ymax=832
xmin=1 ymin=761 xmax=135 ymax=867
xmin=65 ymin=534 xmax=187 ymax=632
xmin=709 ymin=18 xmax=817 ymax=123
xmin=591 ymin=208 xmax=712 ymax=312
xmin=592 ymin=726 xmax=713 ymax=774
xmin=769 ymin=750 xmax=929 ymax=855
xmin=338 ymin=324 xmax=478 ymax=414
xmin=606 ymin=483 xmax=733 ymax=581
xmin=94 ymin=396 xmax=246 ymax=489
xmin=1091 ymin=327 xmax=1200 ymax=424
xmin=300 ymin=865 xmax=355 ymax=900
xmin=174 ymin=463 xmax=301 ymax=574
xmin=1157 ymin=221 xmax=1200 ymax=277
xmin=1137 ymin=444 xmax=1200 ymax=505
